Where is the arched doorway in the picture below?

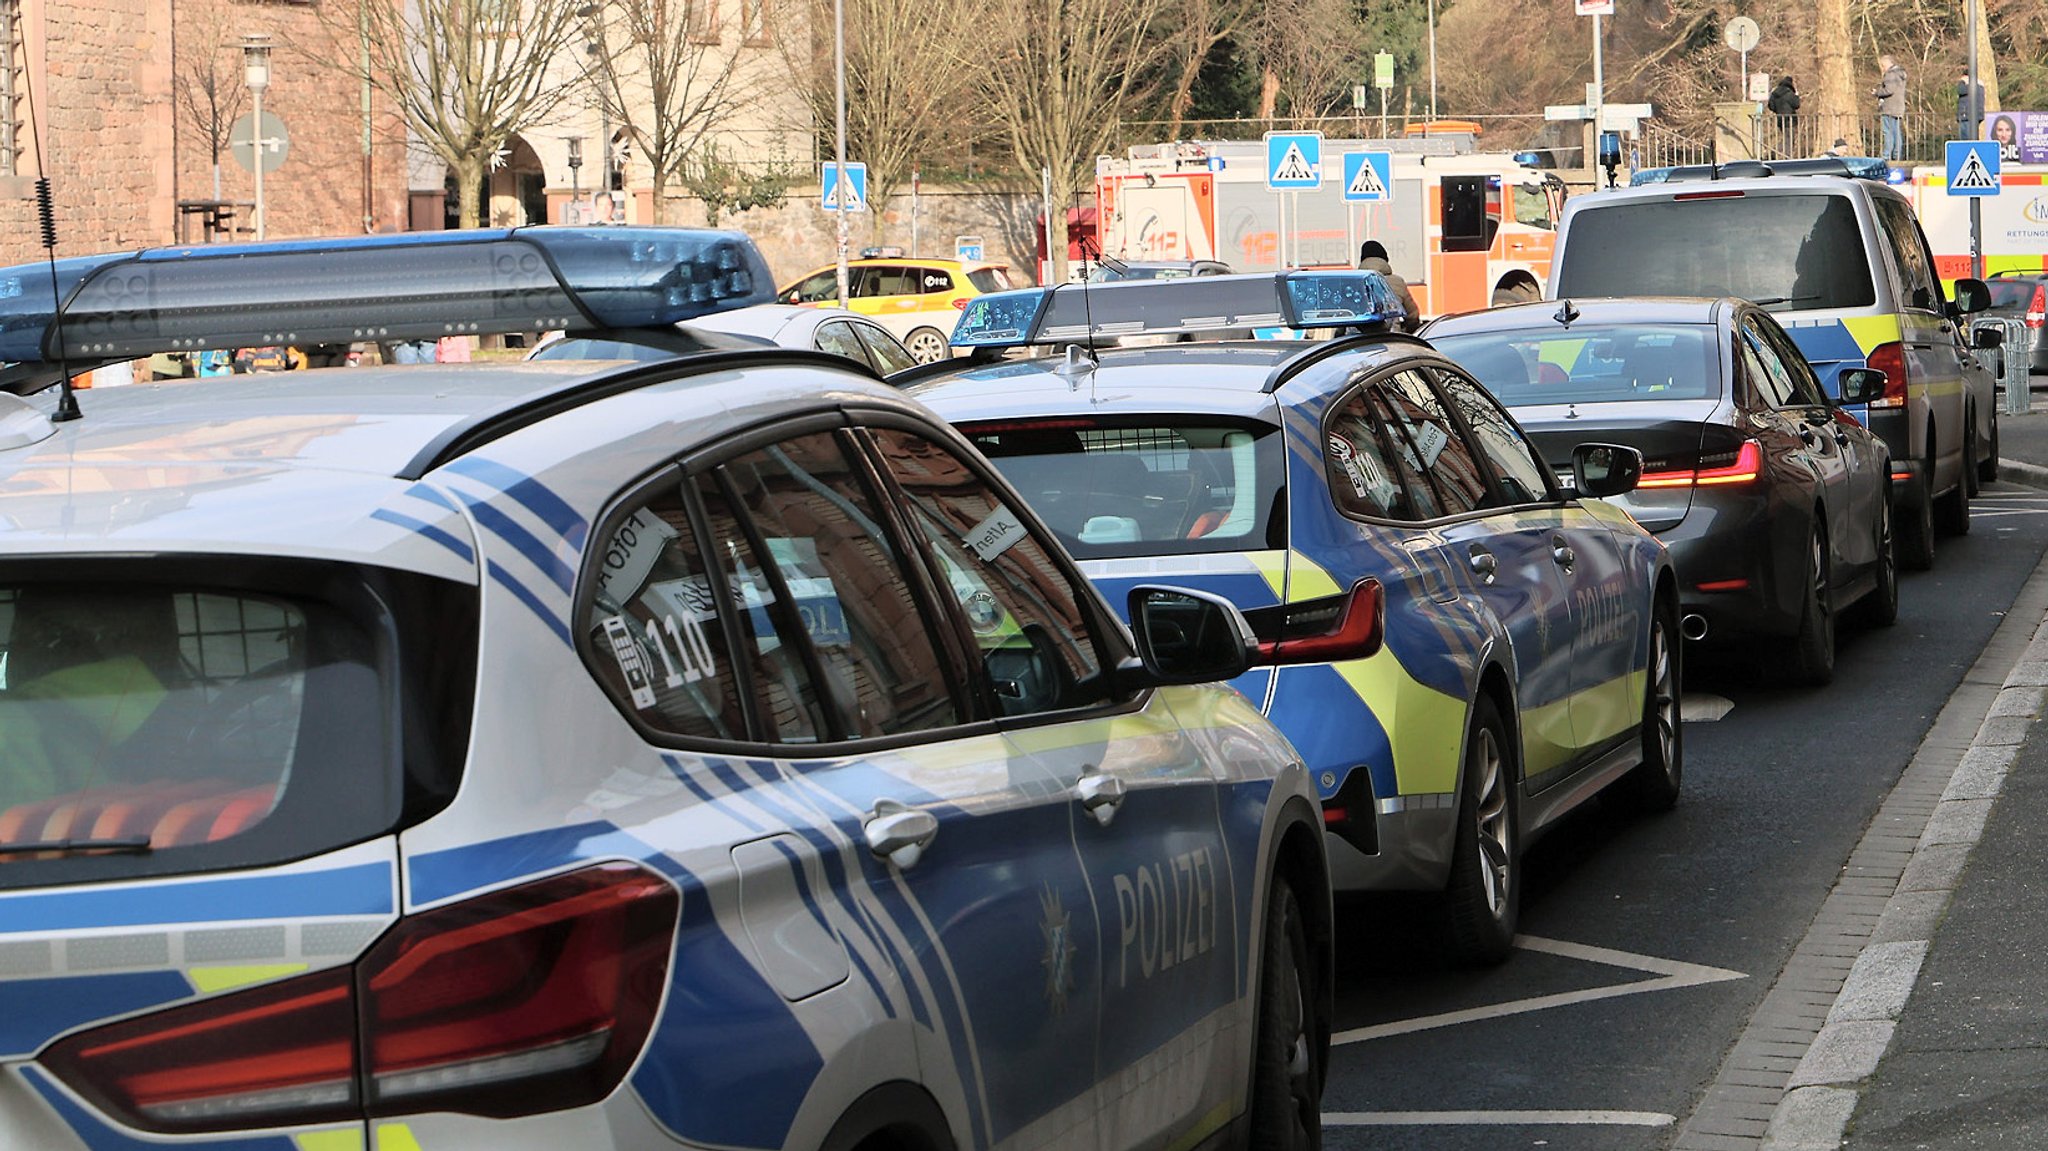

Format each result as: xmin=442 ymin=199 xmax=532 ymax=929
xmin=488 ymin=135 xmax=549 ymax=227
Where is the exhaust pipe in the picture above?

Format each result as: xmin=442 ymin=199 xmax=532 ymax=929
xmin=1680 ymin=613 xmax=1709 ymax=642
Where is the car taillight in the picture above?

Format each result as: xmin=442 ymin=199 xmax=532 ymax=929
xmin=1638 ymin=440 xmax=1763 ymax=488
xmin=2027 ymin=285 xmax=2045 ymax=328
xmin=40 ymin=862 xmax=678 ymax=1134
xmin=1865 ymin=341 xmax=1908 ymax=409
xmin=1248 ymin=579 xmax=1383 ymax=665
xmin=952 ymin=297 xmax=970 ymax=309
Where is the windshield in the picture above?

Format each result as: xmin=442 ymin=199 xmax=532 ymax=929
xmin=1556 ymin=193 xmax=1875 ymax=311
xmin=958 ymin=418 xmax=1283 ymax=559
xmin=1433 ymin=324 xmax=1720 ymax=406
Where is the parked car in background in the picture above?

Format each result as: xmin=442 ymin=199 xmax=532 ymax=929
xmin=1986 ymin=271 xmax=2048 ymax=375
xmin=912 ymin=272 xmax=1680 ymax=965
xmin=529 ymin=302 xmax=918 ymax=375
xmin=1428 ymin=297 xmax=1896 ymax=685
xmin=1553 ymin=157 xmax=1998 ymax=570
xmin=779 ymin=257 xmax=1016 ymax=364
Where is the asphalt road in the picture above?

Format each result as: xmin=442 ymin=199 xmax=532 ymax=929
xmin=1315 ymin=482 xmax=2048 ymax=1149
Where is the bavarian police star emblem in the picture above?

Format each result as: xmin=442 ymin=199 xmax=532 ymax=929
xmin=1039 ymin=884 xmax=1077 ymax=1013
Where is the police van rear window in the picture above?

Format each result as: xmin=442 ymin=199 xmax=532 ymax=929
xmin=0 ymin=562 xmax=473 ymax=889
xmin=961 ymin=418 xmax=1283 ymax=559
xmin=1557 ymin=193 xmax=1876 ymax=311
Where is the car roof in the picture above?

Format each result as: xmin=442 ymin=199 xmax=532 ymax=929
xmin=1570 ymin=173 xmax=1909 ymax=208
xmin=1425 ymin=296 xmax=1738 ymax=336
xmin=688 ymin=303 xmax=858 ymax=343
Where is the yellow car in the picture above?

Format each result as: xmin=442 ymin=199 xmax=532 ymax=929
xmin=779 ymin=257 xmax=1016 ymax=363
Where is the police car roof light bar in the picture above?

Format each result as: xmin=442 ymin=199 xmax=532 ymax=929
xmin=950 ymin=270 xmax=1404 ymax=350
xmin=0 ymin=226 xmax=776 ymax=365
xmin=1631 ymin=156 xmax=1891 ymax=186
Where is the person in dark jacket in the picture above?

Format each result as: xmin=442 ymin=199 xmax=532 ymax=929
xmin=1357 ymin=240 xmax=1422 ymax=332
xmin=1767 ymin=76 xmax=1802 ymax=156
xmin=1871 ymin=55 xmax=1908 ymax=161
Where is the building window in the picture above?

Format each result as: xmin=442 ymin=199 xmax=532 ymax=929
xmin=0 ymin=0 xmax=19 ymax=176
xmin=689 ymin=0 xmax=720 ymax=43
xmin=741 ymin=0 xmax=770 ymax=44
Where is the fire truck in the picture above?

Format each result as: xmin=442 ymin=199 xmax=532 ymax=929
xmin=1902 ymin=163 xmax=2048 ymax=284
xmin=1094 ymin=137 xmax=1568 ymax=319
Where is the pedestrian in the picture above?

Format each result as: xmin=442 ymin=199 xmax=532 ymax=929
xmin=1871 ymin=54 xmax=1908 ymax=162
xmin=1825 ymin=136 xmax=1852 ymax=158
xmin=1768 ymin=76 xmax=1802 ymax=156
xmin=1956 ymin=73 xmax=1986 ymax=145
xmin=1356 ymin=240 xmax=1422 ymax=333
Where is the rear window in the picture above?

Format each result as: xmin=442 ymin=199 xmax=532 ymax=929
xmin=1989 ymin=279 xmax=2042 ymax=310
xmin=1557 ymin=193 xmax=1876 ymax=311
xmin=1432 ymin=324 xmax=1720 ymax=406
xmin=960 ymin=418 xmax=1283 ymax=559
xmin=0 ymin=562 xmax=473 ymax=889
xmin=967 ymin=268 xmax=1013 ymax=293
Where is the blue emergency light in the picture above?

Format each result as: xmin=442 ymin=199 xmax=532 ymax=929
xmin=951 ymin=271 xmax=1403 ymax=349
xmin=0 ymin=226 xmax=775 ymax=364
xmin=1629 ymin=156 xmax=1893 ymax=186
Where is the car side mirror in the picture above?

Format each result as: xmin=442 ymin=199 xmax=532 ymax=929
xmin=1836 ymin=366 xmax=1887 ymax=404
xmin=1571 ymin=442 xmax=1643 ymax=498
xmin=1973 ymin=324 xmax=2004 ymax=350
xmin=1123 ymin=585 xmax=1256 ymax=687
xmin=1951 ymin=277 xmax=1992 ymax=316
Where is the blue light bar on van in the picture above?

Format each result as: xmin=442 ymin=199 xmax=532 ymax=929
xmin=1630 ymin=156 xmax=1893 ymax=186
xmin=951 ymin=271 xmax=1402 ymax=349
xmin=0 ymin=226 xmax=774 ymax=363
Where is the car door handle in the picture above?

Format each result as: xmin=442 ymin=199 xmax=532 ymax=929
xmin=1550 ymin=536 xmax=1575 ymax=570
xmin=1834 ymin=428 xmax=1851 ymax=447
xmin=1076 ymin=767 xmax=1126 ymax=828
xmin=1797 ymin=425 xmax=1817 ymax=446
xmin=1468 ymin=550 xmax=1498 ymax=583
xmin=864 ymin=799 xmax=939 ymax=869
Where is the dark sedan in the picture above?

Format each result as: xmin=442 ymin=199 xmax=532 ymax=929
xmin=1426 ymin=297 xmax=1893 ymax=685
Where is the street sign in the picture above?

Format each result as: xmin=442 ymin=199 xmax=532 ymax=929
xmin=1374 ymin=52 xmax=1395 ymax=90
xmin=1264 ymin=131 xmax=1322 ymax=189
xmin=1598 ymin=102 xmax=1654 ymax=132
xmin=1545 ymin=104 xmax=1594 ymax=122
xmin=1724 ymin=16 xmax=1759 ymax=53
xmin=955 ymin=234 xmax=984 ymax=261
xmin=1351 ymin=85 xmax=1367 ymax=111
xmin=1946 ymin=140 xmax=2001 ymax=196
xmin=821 ymin=161 xmax=867 ymax=212
xmin=228 ymin=111 xmax=289 ymax=174
xmin=1341 ymin=151 xmax=1393 ymax=202
xmin=1575 ymin=0 xmax=1614 ymax=14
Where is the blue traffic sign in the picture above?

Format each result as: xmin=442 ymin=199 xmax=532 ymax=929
xmin=1341 ymin=151 xmax=1393 ymax=202
xmin=955 ymin=235 xmax=984 ymax=261
xmin=1265 ymin=132 xmax=1323 ymax=189
xmin=1944 ymin=140 xmax=2000 ymax=197
xmin=822 ymin=161 xmax=868 ymax=211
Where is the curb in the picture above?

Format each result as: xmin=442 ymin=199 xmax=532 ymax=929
xmin=1754 ymin=578 xmax=2048 ymax=1148
xmin=1998 ymin=459 xmax=2048 ymax=492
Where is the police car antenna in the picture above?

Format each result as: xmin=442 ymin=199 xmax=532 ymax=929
xmin=21 ymin=64 xmax=79 ymax=422
xmin=1553 ymin=299 xmax=1580 ymax=328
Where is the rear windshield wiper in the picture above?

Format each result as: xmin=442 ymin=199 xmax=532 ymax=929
xmin=0 ymin=836 xmax=153 ymax=856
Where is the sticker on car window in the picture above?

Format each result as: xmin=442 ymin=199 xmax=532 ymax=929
xmin=642 ymin=580 xmax=721 ymax=689
xmin=597 ymin=509 xmax=680 ymax=602
xmin=963 ymin=505 xmax=1027 ymax=562
xmin=1396 ymin=420 xmax=1450 ymax=472
xmin=602 ymin=615 xmax=659 ymax=709
xmin=1329 ymin=433 xmax=1398 ymax=509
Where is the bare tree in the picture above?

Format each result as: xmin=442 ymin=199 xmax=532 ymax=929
xmin=173 ymin=0 xmax=247 ymax=201
xmin=977 ymin=0 xmax=1179 ymax=282
xmin=1158 ymin=0 xmax=1257 ymax=137
xmin=585 ymin=0 xmax=784 ymax=225
xmin=1243 ymin=0 xmax=1369 ymax=125
xmin=328 ymin=0 xmax=585 ymax=228
xmin=780 ymin=0 xmax=978 ymax=229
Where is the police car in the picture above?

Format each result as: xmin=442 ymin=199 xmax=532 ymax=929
xmin=908 ymin=273 xmax=1680 ymax=964
xmin=0 ymin=228 xmax=1331 ymax=1151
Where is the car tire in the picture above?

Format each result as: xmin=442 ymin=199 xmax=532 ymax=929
xmin=1247 ymin=876 xmax=1322 ymax=1151
xmin=1963 ymin=409 xmax=1982 ymax=498
xmin=903 ymin=327 xmax=950 ymax=365
xmin=1979 ymin=411 xmax=2001 ymax=485
xmin=1616 ymin=602 xmax=1682 ymax=813
xmin=1784 ymin=520 xmax=1836 ymax=687
xmin=1897 ymin=475 xmax=1936 ymax=572
xmin=1443 ymin=694 xmax=1517 ymax=966
xmin=1855 ymin=486 xmax=1900 ymax=628
xmin=1934 ymin=443 xmax=1970 ymax=537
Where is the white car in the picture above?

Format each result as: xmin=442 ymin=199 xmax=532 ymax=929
xmin=529 ymin=303 xmax=919 ymax=375
xmin=0 ymin=227 xmax=1331 ymax=1151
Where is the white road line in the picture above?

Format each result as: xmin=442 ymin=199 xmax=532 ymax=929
xmin=1681 ymin=693 xmax=1734 ymax=722
xmin=1324 ymin=1110 xmax=1675 ymax=1127
xmin=1331 ymin=934 xmax=1745 ymax=1046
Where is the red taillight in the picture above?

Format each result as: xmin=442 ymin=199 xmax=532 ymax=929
xmin=1865 ymin=341 xmax=1908 ymax=409
xmin=1674 ymin=190 xmax=1747 ymax=200
xmin=952 ymin=297 xmax=970 ymax=310
xmin=1322 ymin=807 xmax=1348 ymax=824
xmin=41 ymin=863 xmax=678 ymax=1134
xmin=1251 ymin=579 xmax=1383 ymax=665
xmin=2027 ymin=285 xmax=2045 ymax=328
xmin=1638 ymin=440 xmax=1763 ymax=488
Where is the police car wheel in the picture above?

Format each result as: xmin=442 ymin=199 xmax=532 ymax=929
xmin=1979 ymin=416 xmax=2001 ymax=485
xmin=1617 ymin=603 xmax=1682 ymax=813
xmin=1855 ymin=486 xmax=1900 ymax=628
xmin=1785 ymin=522 xmax=1836 ymax=687
xmin=1963 ymin=410 xmax=1982 ymax=498
xmin=1898 ymin=473 xmax=1936 ymax=572
xmin=1247 ymin=876 xmax=1320 ymax=1150
xmin=1443 ymin=695 xmax=1517 ymax=966
xmin=904 ymin=327 xmax=950 ymax=364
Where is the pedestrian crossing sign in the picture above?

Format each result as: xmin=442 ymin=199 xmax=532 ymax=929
xmin=1265 ymin=132 xmax=1323 ymax=189
xmin=1944 ymin=140 xmax=1999 ymax=197
xmin=822 ymin=161 xmax=868 ymax=211
xmin=1341 ymin=151 xmax=1393 ymax=202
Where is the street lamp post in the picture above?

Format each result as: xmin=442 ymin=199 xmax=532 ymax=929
xmin=242 ymin=33 xmax=271 ymax=241
xmin=567 ymin=137 xmax=583 ymax=220
xmin=833 ymin=0 xmax=849 ymax=308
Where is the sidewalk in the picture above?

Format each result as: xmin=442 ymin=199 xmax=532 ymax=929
xmin=1755 ymin=399 xmax=2048 ymax=1150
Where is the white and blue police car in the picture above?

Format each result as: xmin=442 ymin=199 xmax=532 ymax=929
xmin=0 ymin=228 xmax=1331 ymax=1151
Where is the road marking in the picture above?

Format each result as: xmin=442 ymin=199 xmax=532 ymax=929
xmin=1331 ymin=935 xmax=1745 ymax=1046
xmin=1681 ymin=693 xmax=1734 ymax=722
xmin=1324 ymin=1110 xmax=1675 ymax=1127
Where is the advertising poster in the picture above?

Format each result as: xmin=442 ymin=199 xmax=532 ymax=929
xmin=1982 ymin=111 xmax=2048 ymax=164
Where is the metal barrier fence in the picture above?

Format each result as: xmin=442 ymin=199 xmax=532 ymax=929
xmin=1977 ymin=316 xmax=2037 ymax=416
